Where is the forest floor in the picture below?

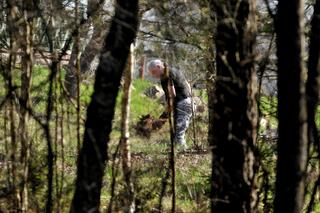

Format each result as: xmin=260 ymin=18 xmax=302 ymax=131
xmin=104 ymin=78 xmax=211 ymax=212
xmin=0 ymin=67 xmax=319 ymax=212
xmin=0 ymin=68 xmax=212 ymax=212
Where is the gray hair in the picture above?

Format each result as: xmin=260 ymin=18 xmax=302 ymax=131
xmin=147 ymin=59 xmax=164 ymax=71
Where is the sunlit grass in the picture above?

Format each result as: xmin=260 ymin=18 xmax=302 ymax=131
xmin=2 ymin=65 xmax=319 ymax=212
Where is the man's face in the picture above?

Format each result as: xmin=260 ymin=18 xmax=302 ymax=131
xmin=149 ymin=65 xmax=163 ymax=79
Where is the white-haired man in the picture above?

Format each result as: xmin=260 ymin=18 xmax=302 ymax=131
xmin=147 ymin=59 xmax=192 ymax=149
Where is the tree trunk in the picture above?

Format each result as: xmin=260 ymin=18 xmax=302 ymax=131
xmin=70 ymin=0 xmax=139 ymax=212
xmin=19 ymin=0 xmax=34 ymax=211
xmin=274 ymin=0 xmax=308 ymax=212
xmin=65 ymin=46 xmax=78 ymax=97
xmin=306 ymin=2 xmax=320 ymax=211
xmin=65 ymin=0 xmax=107 ymax=98
xmin=6 ymin=0 xmax=20 ymax=209
xmin=209 ymin=0 xmax=258 ymax=212
xmin=80 ymin=17 xmax=108 ymax=76
xmin=120 ymin=44 xmax=135 ymax=213
xmin=138 ymin=55 xmax=145 ymax=79
xmin=307 ymin=0 xmax=320 ymax=153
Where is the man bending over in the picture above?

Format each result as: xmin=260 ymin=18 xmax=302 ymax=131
xmin=147 ymin=59 xmax=193 ymax=149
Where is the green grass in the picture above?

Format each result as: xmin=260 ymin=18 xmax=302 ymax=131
xmin=2 ymin=65 xmax=319 ymax=212
xmin=105 ymin=78 xmax=211 ymax=212
xmin=115 ymin=79 xmax=165 ymax=122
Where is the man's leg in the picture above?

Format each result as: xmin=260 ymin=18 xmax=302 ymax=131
xmin=174 ymin=98 xmax=192 ymax=148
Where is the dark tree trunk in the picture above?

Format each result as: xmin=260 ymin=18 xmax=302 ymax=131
xmin=274 ymin=0 xmax=308 ymax=212
xmin=307 ymin=0 xmax=320 ymax=152
xmin=209 ymin=0 xmax=258 ymax=212
xmin=70 ymin=0 xmax=139 ymax=212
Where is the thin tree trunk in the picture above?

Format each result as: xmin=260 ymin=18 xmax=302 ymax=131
xmin=64 ymin=1 xmax=86 ymax=99
xmin=138 ymin=55 xmax=145 ymax=79
xmin=9 ymin=92 xmax=19 ymax=208
xmin=75 ymin=0 xmax=81 ymax=153
xmin=70 ymin=0 xmax=139 ymax=212
xmin=209 ymin=0 xmax=258 ymax=212
xmin=6 ymin=0 xmax=20 ymax=208
xmin=65 ymin=46 xmax=78 ymax=97
xmin=80 ymin=17 xmax=108 ymax=75
xmin=57 ymin=74 xmax=66 ymax=211
xmin=20 ymin=0 xmax=34 ymax=211
xmin=274 ymin=0 xmax=308 ymax=212
xmin=54 ymin=81 xmax=59 ymax=212
xmin=120 ymin=44 xmax=135 ymax=213
xmin=307 ymin=0 xmax=320 ymax=154
xmin=43 ymin=1 xmax=64 ymax=211
xmin=162 ymin=63 xmax=176 ymax=213
xmin=106 ymin=143 xmax=121 ymax=213
xmin=206 ymin=31 xmax=215 ymax=154
xmin=65 ymin=0 xmax=107 ymax=98
xmin=45 ymin=60 xmax=58 ymax=213
xmin=168 ymin=66 xmax=176 ymax=213
xmin=306 ymin=3 xmax=320 ymax=212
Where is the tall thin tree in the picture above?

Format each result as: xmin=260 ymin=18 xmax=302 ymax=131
xmin=20 ymin=0 xmax=34 ymax=211
xmin=307 ymin=0 xmax=320 ymax=152
xmin=209 ymin=0 xmax=258 ymax=212
xmin=120 ymin=44 xmax=135 ymax=213
xmin=70 ymin=0 xmax=139 ymax=212
xmin=65 ymin=0 xmax=107 ymax=98
xmin=274 ymin=0 xmax=308 ymax=212
xmin=306 ymin=1 xmax=320 ymax=212
xmin=6 ymin=0 xmax=20 ymax=208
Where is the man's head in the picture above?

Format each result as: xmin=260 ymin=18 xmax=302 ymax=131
xmin=147 ymin=59 xmax=164 ymax=79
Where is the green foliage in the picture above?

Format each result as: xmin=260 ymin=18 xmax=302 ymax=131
xmin=80 ymin=80 xmax=94 ymax=106
xmin=112 ymin=136 xmax=211 ymax=212
xmin=1 ymin=65 xmax=318 ymax=212
xmin=115 ymin=79 xmax=165 ymax=123
xmin=0 ymin=66 xmax=209 ymax=211
xmin=107 ymin=79 xmax=210 ymax=211
xmin=259 ymin=96 xmax=278 ymax=125
xmin=131 ymin=79 xmax=165 ymax=120
xmin=30 ymin=66 xmax=52 ymax=112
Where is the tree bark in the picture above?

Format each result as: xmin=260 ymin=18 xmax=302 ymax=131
xmin=80 ymin=17 xmax=108 ymax=76
xmin=209 ymin=0 xmax=258 ymax=212
xmin=274 ymin=0 xmax=308 ymax=212
xmin=120 ymin=44 xmax=135 ymax=213
xmin=6 ymin=0 xmax=20 ymax=209
xmin=20 ymin=0 xmax=34 ymax=211
xmin=70 ymin=0 xmax=139 ymax=212
xmin=65 ymin=0 xmax=107 ymax=98
xmin=306 ymin=2 xmax=320 ymax=212
xmin=307 ymin=0 xmax=320 ymax=153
